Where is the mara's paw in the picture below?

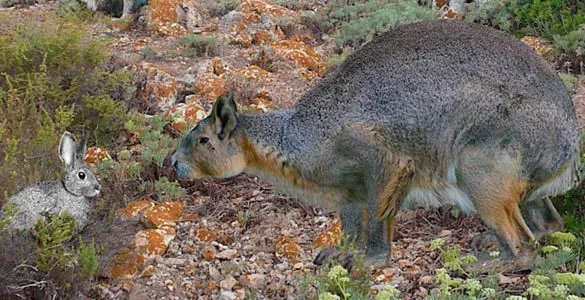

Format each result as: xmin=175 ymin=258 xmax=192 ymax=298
xmin=471 ymin=230 xmax=499 ymax=254
xmin=313 ymin=247 xmax=355 ymax=271
xmin=469 ymin=254 xmax=537 ymax=274
xmin=363 ymin=253 xmax=391 ymax=269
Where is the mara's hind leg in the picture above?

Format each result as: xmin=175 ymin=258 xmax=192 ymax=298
xmin=459 ymin=151 xmax=538 ymax=271
xmin=523 ymin=197 xmax=565 ymax=241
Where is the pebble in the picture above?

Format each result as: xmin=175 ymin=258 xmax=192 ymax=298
xmin=216 ymin=249 xmax=238 ymax=260
xmin=220 ymin=275 xmax=238 ymax=290
xmin=219 ymin=291 xmax=236 ymax=300
xmin=164 ymin=258 xmax=187 ymax=266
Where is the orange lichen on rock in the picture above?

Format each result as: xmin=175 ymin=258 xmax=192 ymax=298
xmin=84 ymin=146 xmax=111 ymax=165
xmin=195 ymin=227 xmax=220 ymax=242
xmin=143 ymin=200 xmax=185 ymax=228
xmin=272 ymin=39 xmax=324 ymax=74
xmin=195 ymin=73 xmax=226 ymax=101
xmin=107 ymin=249 xmax=147 ymax=280
xmin=134 ymin=225 xmax=177 ymax=257
xmin=145 ymin=0 xmax=187 ymax=36
xmin=241 ymin=0 xmax=296 ymax=18
xmin=117 ymin=198 xmax=156 ymax=220
xmin=138 ymin=62 xmax=178 ymax=110
xmin=312 ymin=218 xmax=342 ymax=249
xmin=275 ymin=235 xmax=301 ymax=263
xmin=235 ymin=65 xmax=271 ymax=80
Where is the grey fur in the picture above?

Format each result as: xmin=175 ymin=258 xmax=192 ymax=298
xmin=174 ymin=20 xmax=581 ymax=264
xmin=4 ymin=132 xmax=100 ymax=232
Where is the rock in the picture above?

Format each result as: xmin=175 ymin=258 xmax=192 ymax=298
xmin=438 ymin=229 xmax=452 ymax=237
xmin=220 ymin=275 xmax=238 ymax=290
xmin=143 ymin=200 xmax=184 ymax=228
xmin=195 ymin=226 xmax=220 ymax=242
xmin=216 ymin=249 xmax=238 ymax=260
xmin=219 ymin=10 xmax=243 ymax=31
xmin=138 ymin=62 xmax=178 ymax=111
xmin=176 ymin=1 xmax=202 ymax=32
xmin=164 ymin=257 xmax=187 ymax=266
xmin=140 ymin=265 xmax=156 ymax=278
xmin=242 ymin=274 xmax=266 ymax=290
xmin=271 ymin=39 xmax=324 ymax=75
xmin=219 ymin=291 xmax=236 ymax=300
xmin=312 ymin=218 xmax=341 ymax=249
xmin=275 ymin=262 xmax=289 ymax=271
xmin=107 ymin=249 xmax=147 ymax=280
xmin=117 ymin=198 xmax=155 ymax=220
xmin=84 ymin=146 xmax=111 ymax=166
xmin=194 ymin=73 xmax=226 ymax=101
xmin=275 ymin=236 xmax=301 ymax=262
xmin=209 ymin=266 xmax=221 ymax=280
xmin=134 ymin=225 xmax=177 ymax=257
xmin=202 ymin=246 xmax=216 ymax=261
xmin=145 ymin=0 xmax=187 ymax=36
xmin=166 ymin=102 xmax=208 ymax=133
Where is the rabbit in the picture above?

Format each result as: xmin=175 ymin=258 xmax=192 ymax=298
xmin=3 ymin=131 xmax=101 ymax=232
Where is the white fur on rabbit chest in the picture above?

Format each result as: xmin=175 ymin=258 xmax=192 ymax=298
xmin=7 ymin=181 xmax=91 ymax=231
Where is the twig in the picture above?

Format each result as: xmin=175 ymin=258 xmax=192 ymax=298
xmin=8 ymin=280 xmax=47 ymax=291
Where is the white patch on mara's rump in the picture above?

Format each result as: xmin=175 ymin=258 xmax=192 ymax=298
xmin=401 ymin=185 xmax=476 ymax=215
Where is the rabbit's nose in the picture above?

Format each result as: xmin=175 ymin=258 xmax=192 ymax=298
xmin=94 ymin=183 xmax=101 ymax=191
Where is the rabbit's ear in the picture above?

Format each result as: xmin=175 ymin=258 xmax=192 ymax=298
xmin=59 ymin=131 xmax=76 ymax=170
xmin=76 ymin=132 xmax=88 ymax=161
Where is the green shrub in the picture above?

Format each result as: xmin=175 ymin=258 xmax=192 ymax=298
xmin=466 ymin=0 xmax=585 ymax=40
xmin=176 ymin=34 xmax=222 ymax=57
xmin=302 ymin=0 xmax=437 ymax=49
xmin=553 ymin=27 xmax=585 ymax=74
xmin=465 ymin=0 xmax=514 ymax=32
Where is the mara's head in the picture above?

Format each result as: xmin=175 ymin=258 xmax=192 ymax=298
xmin=171 ymin=92 xmax=248 ymax=179
xmin=59 ymin=131 xmax=101 ymax=197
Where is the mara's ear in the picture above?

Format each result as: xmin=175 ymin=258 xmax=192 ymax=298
xmin=59 ymin=131 xmax=76 ymax=170
xmin=211 ymin=92 xmax=238 ymax=140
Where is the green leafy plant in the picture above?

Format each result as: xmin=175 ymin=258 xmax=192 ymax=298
xmin=176 ymin=34 xmax=222 ymax=57
xmin=302 ymin=0 xmax=437 ymax=49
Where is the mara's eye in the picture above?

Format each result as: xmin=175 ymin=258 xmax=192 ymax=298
xmin=199 ymin=137 xmax=209 ymax=144
xmin=78 ymin=172 xmax=86 ymax=180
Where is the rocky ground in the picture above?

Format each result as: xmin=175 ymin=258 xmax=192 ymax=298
xmin=3 ymin=0 xmax=585 ymax=299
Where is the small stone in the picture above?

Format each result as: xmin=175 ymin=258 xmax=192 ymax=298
xmin=382 ymin=267 xmax=397 ymax=278
xmin=164 ymin=257 xmax=187 ymax=267
xmin=219 ymin=291 xmax=236 ymax=300
xmin=438 ymin=229 xmax=452 ymax=237
xmin=293 ymin=262 xmax=303 ymax=269
xmin=420 ymin=275 xmax=434 ymax=285
xmin=275 ymin=262 xmax=289 ymax=271
xmin=202 ymin=246 xmax=216 ymax=261
xmin=220 ymin=275 xmax=238 ymax=290
xmin=209 ymin=266 xmax=221 ymax=280
xmin=242 ymin=274 xmax=266 ymax=289
xmin=216 ymin=249 xmax=238 ymax=260
xmin=164 ymin=279 xmax=174 ymax=291
xmin=140 ymin=265 xmax=156 ymax=278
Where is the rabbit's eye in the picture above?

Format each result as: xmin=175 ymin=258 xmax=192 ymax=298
xmin=199 ymin=137 xmax=209 ymax=144
xmin=78 ymin=172 xmax=86 ymax=180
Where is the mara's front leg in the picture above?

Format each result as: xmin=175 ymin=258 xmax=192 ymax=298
xmin=313 ymin=155 xmax=415 ymax=270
